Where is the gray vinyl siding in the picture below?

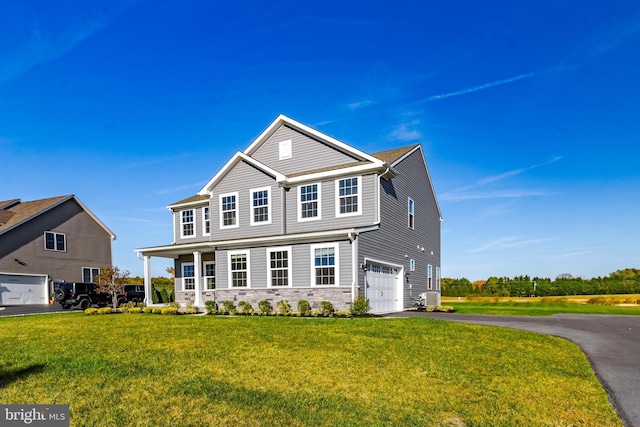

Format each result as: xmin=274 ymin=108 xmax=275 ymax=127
xmin=210 ymin=160 xmax=282 ymax=241
xmin=357 ymin=148 xmax=441 ymax=309
xmin=173 ymin=204 xmax=211 ymax=244
xmin=286 ymin=173 xmax=378 ymax=234
xmin=0 ymin=199 xmax=112 ymax=283
xmin=215 ymin=240 xmax=352 ymax=289
xmin=252 ymin=125 xmax=361 ymax=175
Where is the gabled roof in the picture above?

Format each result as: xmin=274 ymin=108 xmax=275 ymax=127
xmin=244 ymin=114 xmax=385 ymax=165
xmin=0 ymin=195 xmax=116 ymax=239
xmin=167 ymin=194 xmax=210 ymax=209
xmin=372 ymin=144 xmax=419 ymax=164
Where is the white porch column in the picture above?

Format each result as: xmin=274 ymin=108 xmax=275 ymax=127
xmin=143 ymin=255 xmax=152 ymax=305
xmin=193 ymin=251 xmax=202 ymax=306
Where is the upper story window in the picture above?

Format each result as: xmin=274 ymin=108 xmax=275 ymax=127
xmin=311 ymin=243 xmax=338 ymax=286
xmin=408 ymin=198 xmax=415 ymax=229
xmin=45 ymin=231 xmax=66 ymax=252
xmin=181 ymin=209 xmax=194 ymax=238
xmin=251 ymin=187 xmax=271 ymax=225
xmin=203 ymin=207 xmax=210 ymax=236
xmin=336 ymin=176 xmax=361 ymax=217
xmin=220 ymin=192 xmax=238 ymax=229
xmin=298 ymin=183 xmax=321 ymax=221
xmin=83 ymin=267 xmax=100 ymax=283
xmin=410 ymin=259 xmax=416 ymax=271
xmin=436 ymin=266 xmax=441 ymax=290
xmin=428 ymin=264 xmax=433 ymax=290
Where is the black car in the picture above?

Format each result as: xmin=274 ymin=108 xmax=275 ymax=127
xmin=54 ymin=282 xmax=125 ymax=310
xmin=122 ymin=284 xmax=145 ymax=304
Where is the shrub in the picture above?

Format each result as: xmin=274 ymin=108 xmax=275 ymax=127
xmin=350 ymin=295 xmax=371 ymax=316
xmin=318 ymin=301 xmax=334 ymax=317
xmin=335 ymin=310 xmax=351 ymax=318
xmin=152 ymin=307 xmax=163 ymax=314
xmin=204 ymin=300 xmax=218 ymax=315
xmin=434 ymin=305 xmax=455 ymax=313
xmin=85 ymin=308 xmax=99 ymax=315
xmin=143 ymin=307 xmax=154 ymax=314
xmin=297 ymin=300 xmax=311 ymax=316
xmin=185 ymin=302 xmax=197 ymax=314
xmin=161 ymin=307 xmax=178 ymax=315
xmin=238 ymin=301 xmax=254 ymax=315
xmin=221 ymin=300 xmax=236 ymax=315
xmin=258 ymin=300 xmax=272 ymax=315
xmin=276 ymin=300 xmax=291 ymax=315
xmin=127 ymin=307 xmax=143 ymax=314
xmin=160 ymin=288 xmax=169 ymax=304
xmin=166 ymin=301 xmax=181 ymax=309
xmin=98 ymin=307 xmax=113 ymax=315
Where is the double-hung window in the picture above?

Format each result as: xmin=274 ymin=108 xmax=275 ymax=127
xmin=311 ymin=243 xmax=338 ymax=286
xmin=182 ymin=263 xmax=195 ymax=290
xmin=204 ymin=262 xmax=215 ymax=290
xmin=251 ymin=187 xmax=271 ymax=225
xmin=203 ymin=207 xmax=210 ymax=236
xmin=229 ymin=251 xmax=249 ymax=287
xmin=408 ymin=198 xmax=415 ymax=229
xmin=83 ymin=267 xmax=100 ymax=283
xmin=268 ymin=247 xmax=291 ymax=287
xmin=181 ymin=209 xmax=195 ymax=238
xmin=336 ymin=176 xmax=361 ymax=216
xmin=298 ymin=183 xmax=320 ymax=221
xmin=220 ymin=192 xmax=238 ymax=228
xmin=44 ymin=231 xmax=66 ymax=252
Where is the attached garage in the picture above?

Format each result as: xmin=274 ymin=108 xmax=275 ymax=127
xmin=0 ymin=273 xmax=49 ymax=305
xmin=364 ymin=261 xmax=402 ymax=314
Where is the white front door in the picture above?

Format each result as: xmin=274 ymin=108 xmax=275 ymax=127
xmin=0 ymin=274 xmax=48 ymax=305
xmin=365 ymin=263 xmax=401 ymax=314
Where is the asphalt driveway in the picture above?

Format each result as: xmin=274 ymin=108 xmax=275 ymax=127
xmin=392 ymin=311 xmax=640 ymax=427
xmin=0 ymin=304 xmax=70 ymax=316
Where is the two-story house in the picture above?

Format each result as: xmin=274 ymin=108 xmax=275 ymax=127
xmin=136 ymin=115 xmax=441 ymax=314
xmin=0 ymin=195 xmax=115 ymax=305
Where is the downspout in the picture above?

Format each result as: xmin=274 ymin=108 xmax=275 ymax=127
xmin=280 ymin=184 xmax=287 ymax=235
xmin=349 ymin=232 xmax=357 ymax=303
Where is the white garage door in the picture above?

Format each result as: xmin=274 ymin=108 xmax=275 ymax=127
xmin=0 ymin=274 xmax=48 ymax=305
xmin=365 ymin=263 xmax=401 ymax=314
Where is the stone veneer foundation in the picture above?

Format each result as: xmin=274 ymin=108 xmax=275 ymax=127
xmin=175 ymin=288 xmax=354 ymax=311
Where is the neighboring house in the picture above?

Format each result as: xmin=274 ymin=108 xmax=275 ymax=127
xmin=0 ymin=195 xmax=115 ymax=305
xmin=137 ymin=115 xmax=442 ymax=314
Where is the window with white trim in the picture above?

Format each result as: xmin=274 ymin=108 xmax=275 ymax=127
xmin=182 ymin=263 xmax=195 ymax=290
xmin=83 ymin=267 xmax=100 ymax=283
xmin=203 ymin=207 xmax=210 ymax=236
xmin=228 ymin=251 xmax=249 ymax=288
xmin=410 ymin=259 xmax=415 ymax=271
xmin=298 ymin=183 xmax=320 ymax=221
xmin=220 ymin=192 xmax=238 ymax=228
xmin=204 ymin=261 xmax=215 ymax=290
xmin=268 ymin=247 xmax=291 ymax=287
xmin=408 ymin=198 xmax=415 ymax=229
xmin=336 ymin=176 xmax=361 ymax=216
xmin=311 ymin=243 xmax=338 ymax=286
xmin=428 ymin=264 xmax=433 ymax=290
xmin=45 ymin=231 xmax=66 ymax=252
xmin=436 ymin=266 xmax=441 ymax=290
xmin=181 ymin=209 xmax=195 ymax=238
xmin=251 ymin=187 xmax=271 ymax=225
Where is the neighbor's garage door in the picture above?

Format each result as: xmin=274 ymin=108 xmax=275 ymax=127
xmin=365 ymin=263 xmax=401 ymax=314
xmin=0 ymin=274 xmax=48 ymax=305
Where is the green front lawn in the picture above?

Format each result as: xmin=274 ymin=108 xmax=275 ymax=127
xmin=0 ymin=314 xmax=622 ymax=426
xmin=446 ymin=302 xmax=640 ymax=316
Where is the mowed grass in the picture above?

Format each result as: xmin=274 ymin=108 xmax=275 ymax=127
xmin=0 ymin=314 xmax=622 ymax=426
xmin=442 ymin=300 xmax=640 ymax=316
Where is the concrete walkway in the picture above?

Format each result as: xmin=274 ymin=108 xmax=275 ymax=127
xmin=391 ymin=311 xmax=640 ymax=427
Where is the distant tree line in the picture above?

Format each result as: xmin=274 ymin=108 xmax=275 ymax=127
xmin=442 ymin=268 xmax=640 ymax=297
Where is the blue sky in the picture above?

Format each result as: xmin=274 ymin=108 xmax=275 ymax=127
xmin=1 ymin=1 xmax=639 ymax=281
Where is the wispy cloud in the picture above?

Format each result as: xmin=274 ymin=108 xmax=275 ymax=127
xmin=417 ymin=68 xmax=560 ymax=103
xmin=388 ymin=120 xmax=423 ymax=142
xmin=555 ymin=250 xmax=593 ymax=259
xmin=155 ymin=181 xmax=208 ymax=195
xmin=441 ymin=157 xmax=562 ymax=201
xmin=470 ymin=236 xmax=557 ymax=253
xmin=347 ymin=100 xmax=373 ymax=110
